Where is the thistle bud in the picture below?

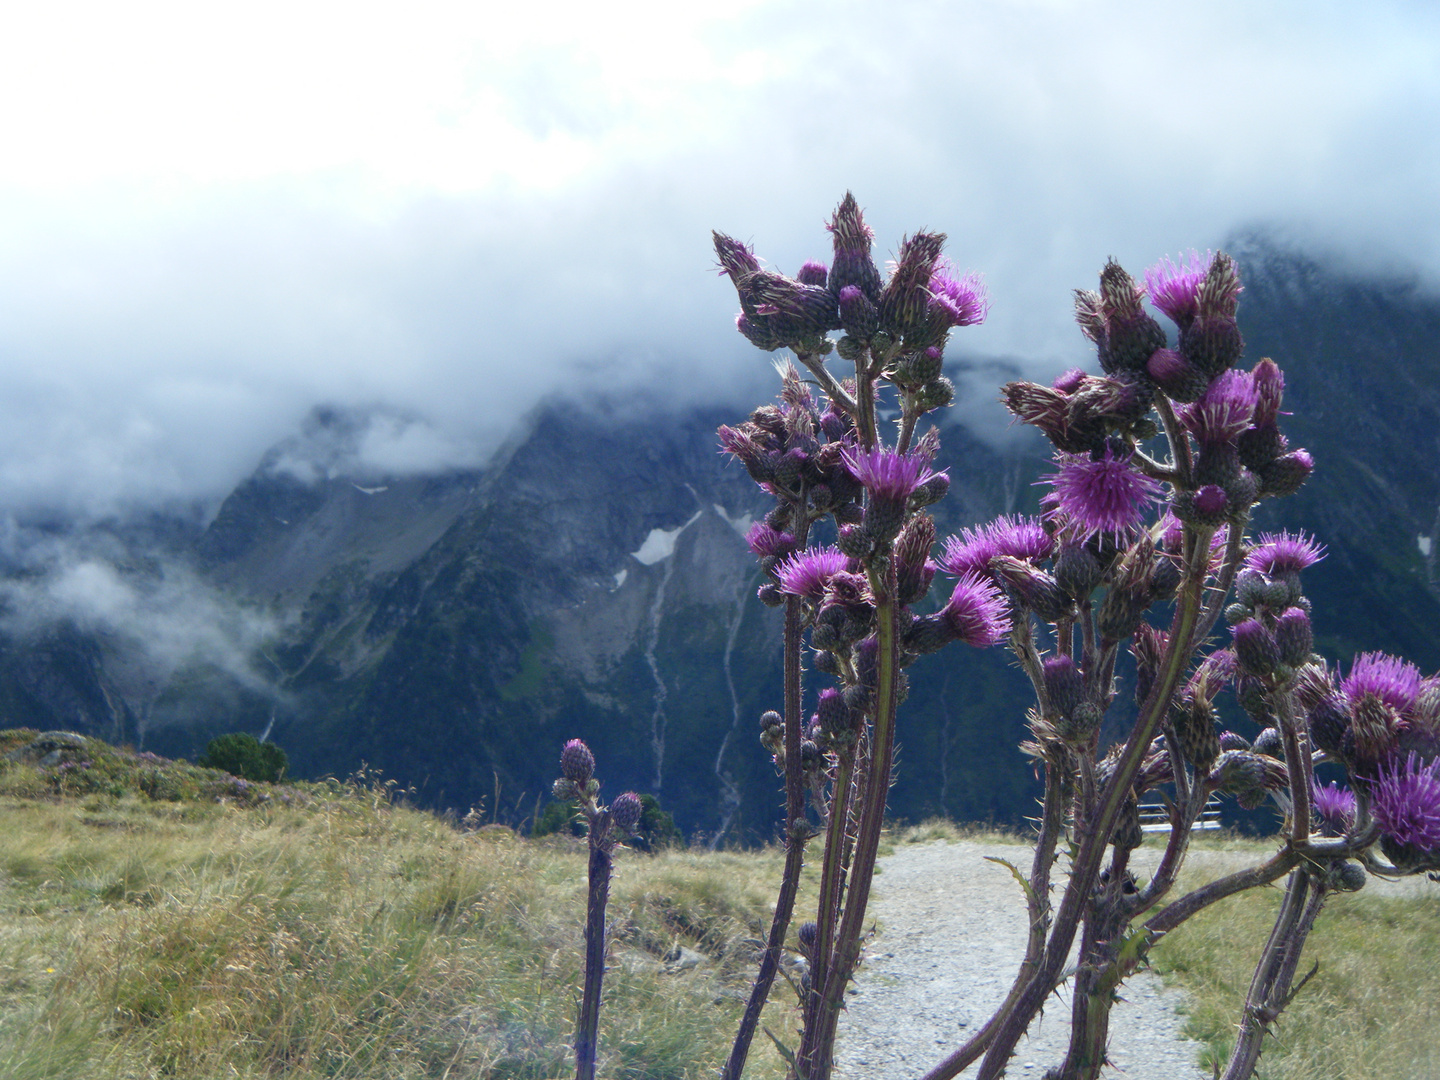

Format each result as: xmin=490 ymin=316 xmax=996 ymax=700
xmin=561 ymin=739 xmax=596 ymax=786
xmin=758 ymin=582 xmax=785 ymax=607
xmin=1050 ymin=541 xmax=1099 ymax=601
xmin=1172 ymin=696 xmax=1222 ymax=771
xmin=1058 ymin=701 xmax=1103 ymax=743
xmin=759 ymin=710 xmax=783 ymax=736
xmin=1235 ymin=674 xmax=1273 ymax=723
xmin=1258 ymin=449 xmax=1314 ymax=498
xmin=1042 ymin=655 xmax=1086 ymax=720
xmin=910 ymin=472 xmax=950 ymax=509
xmin=1345 ymin=694 xmax=1402 ymax=768
xmin=838 ymin=284 xmax=879 ymax=341
xmin=837 ymin=524 xmax=873 ymax=558
xmin=914 ymin=377 xmax=955 ymax=412
xmin=993 ymin=556 xmax=1072 ymax=622
xmin=1146 ymin=346 xmax=1210 ymax=403
xmin=1306 ymin=694 xmax=1349 ymax=757
xmin=553 ymin=778 xmax=576 ymax=801
xmin=827 ymin=193 xmax=883 ymax=303
xmin=1251 ymin=727 xmax=1283 ymax=759
xmin=611 ymin=792 xmax=643 ymax=831
xmin=1274 ymin=607 xmax=1314 ymax=668
xmin=902 ymin=612 xmax=956 ymax=656
xmin=1232 ymin=619 xmax=1281 ymax=679
xmin=797 ymin=920 xmax=819 ymax=955
xmin=1329 ymin=861 xmax=1367 ymax=893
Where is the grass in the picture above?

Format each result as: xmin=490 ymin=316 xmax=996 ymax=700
xmin=1150 ymin=838 xmax=1440 ymax=1080
xmin=0 ymin=730 xmax=810 ymax=1080
xmin=2 ymin=729 xmax=1430 ymax=1080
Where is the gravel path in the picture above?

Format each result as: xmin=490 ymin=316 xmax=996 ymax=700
xmin=831 ymin=839 xmax=1211 ymax=1080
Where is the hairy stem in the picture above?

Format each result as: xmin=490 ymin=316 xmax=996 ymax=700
xmin=575 ymin=840 xmax=613 ymax=1080
xmin=724 ymin=581 xmax=812 ymax=1078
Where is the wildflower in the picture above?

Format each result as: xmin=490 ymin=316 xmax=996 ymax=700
xmin=926 ymin=265 xmax=989 ymax=329
xmin=1042 ymin=446 xmax=1162 ymax=539
xmin=1178 ymin=369 xmax=1258 ymax=446
xmin=844 ymin=447 xmax=944 ymax=542
xmin=1370 ymin=752 xmax=1440 ymax=853
xmin=1243 ymin=531 xmax=1326 ymax=577
xmin=1311 ymin=781 xmax=1356 ymax=836
xmin=611 ymin=792 xmax=643 ymax=831
xmin=1342 ymin=652 xmax=1422 ymax=715
xmin=745 ymin=521 xmax=795 ymax=559
xmin=775 ymin=546 xmax=850 ymax=599
xmin=939 ymin=571 xmax=1011 ymax=647
xmin=1144 ymin=251 xmax=1210 ymax=326
xmin=937 ymin=516 xmax=1052 ymax=579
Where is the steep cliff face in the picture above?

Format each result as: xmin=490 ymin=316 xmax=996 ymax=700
xmin=3 ymin=238 xmax=1439 ymax=841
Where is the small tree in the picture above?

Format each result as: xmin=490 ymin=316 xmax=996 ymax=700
xmin=199 ymin=732 xmax=288 ymax=783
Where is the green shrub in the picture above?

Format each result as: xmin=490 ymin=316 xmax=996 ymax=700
xmin=197 ymin=733 xmax=288 ymax=783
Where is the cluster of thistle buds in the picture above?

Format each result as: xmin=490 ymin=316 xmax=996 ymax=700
xmin=555 ymin=739 xmax=642 ymax=850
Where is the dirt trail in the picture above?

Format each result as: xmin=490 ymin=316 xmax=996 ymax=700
xmin=831 ymin=839 xmax=1212 ymax=1080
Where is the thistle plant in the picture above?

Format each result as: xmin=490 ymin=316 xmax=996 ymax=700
xmin=703 ymin=198 xmax=1440 ymax=1080
xmin=553 ymin=739 xmax=641 ymax=1080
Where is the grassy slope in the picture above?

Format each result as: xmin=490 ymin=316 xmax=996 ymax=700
xmin=0 ymin=731 xmax=803 ymax=1080
xmin=1150 ymin=839 xmax=1440 ymax=1080
xmin=2 ymin=732 xmax=1433 ymax=1080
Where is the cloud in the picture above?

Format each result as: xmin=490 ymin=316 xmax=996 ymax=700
xmin=0 ymin=545 xmax=281 ymax=701
xmin=0 ymin=0 xmax=1436 ymax=516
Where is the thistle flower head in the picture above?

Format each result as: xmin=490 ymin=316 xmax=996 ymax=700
xmin=1144 ymin=250 xmax=1210 ymax=325
xmin=1311 ymin=781 xmax=1357 ymax=836
xmin=561 ymin=739 xmax=596 ymax=786
xmin=775 ymin=546 xmax=850 ymax=599
xmin=1250 ymin=357 xmax=1286 ymax=428
xmin=940 ymin=571 xmax=1011 ymax=647
xmin=713 ymin=231 xmax=762 ymax=285
xmin=1243 ymin=530 xmax=1326 ymax=577
xmin=745 ymin=521 xmax=796 ymax=558
xmin=796 ymin=260 xmax=828 ymax=288
xmin=926 ymin=263 xmax=989 ymax=329
xmin=1178 ymin=369 xmax=1258 ymax=445
xmin=1198 ymin=252 xmax=1244 ymax=320
xmin=1343 ymin=651 xmax=1423 ymax=714
xmin=1369 ymin=752 xmax=1440 ymax=852
xmin=938 ymin=515 xmax=1053 ymax=578
xmin=1041 ymin=446 xmax=1162 ymax=539
xmin=842 ymin=446 xmax=941 ymax=503
xmin=827 ymin=192 xmax=882 ymax=302
xmin=611 ymin=791 xmax=643 ymax=831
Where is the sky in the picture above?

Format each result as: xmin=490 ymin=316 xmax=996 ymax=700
xmin=1 ymin=0 xmax=1438 ymax=519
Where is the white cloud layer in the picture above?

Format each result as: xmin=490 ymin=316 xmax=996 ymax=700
xmin=0 ymin=0 xmax=1437 ymax=515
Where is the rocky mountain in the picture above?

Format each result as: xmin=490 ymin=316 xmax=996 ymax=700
xmin=1 ymin=236 xmax=1438 ymax=842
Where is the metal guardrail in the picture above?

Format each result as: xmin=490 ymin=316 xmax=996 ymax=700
xmin=1138 ymin=795 xmax=1224 ymax=833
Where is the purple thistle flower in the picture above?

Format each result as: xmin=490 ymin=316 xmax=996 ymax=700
xmin=1243 ymin=530 xmax=1326 ymax=576
xmin=938 ymin=515 xmax=1053 ymax=578
xmin=796 ymin=260 xmax=829 ymax=288
xmin=1178 ymin=369 xmax=1258 ymax=445
xmin=1041 ymin=447 xmax=1162 ymax=539
xmin=1311 ymin=781 xmax=1357 ymax=836
xmin=1343 ymin=651 xmax=1423 ymax=714
xmin=775 ymin=546 xmax=850 ymax=599
xmin=926 ymin=265 xmax=990 ymax=329
xmin=746 ymin=521 xmax=796 ymax=558
xmin=1052 ymin=368 xmax=1087 ymax=394
xmin=940 ymin=571 xmax=1011 ymax=648
xmin=842 ymin=447 xmax=941 ymax=502
xmin=1144 ymin=250 xmax=1210 ymax=325
xmin=1370 ymin=752 xmax=1440 ymax=852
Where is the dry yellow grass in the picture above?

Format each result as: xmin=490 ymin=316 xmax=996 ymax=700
xmin=0 ymin=774 xmax=811 ymax=1080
